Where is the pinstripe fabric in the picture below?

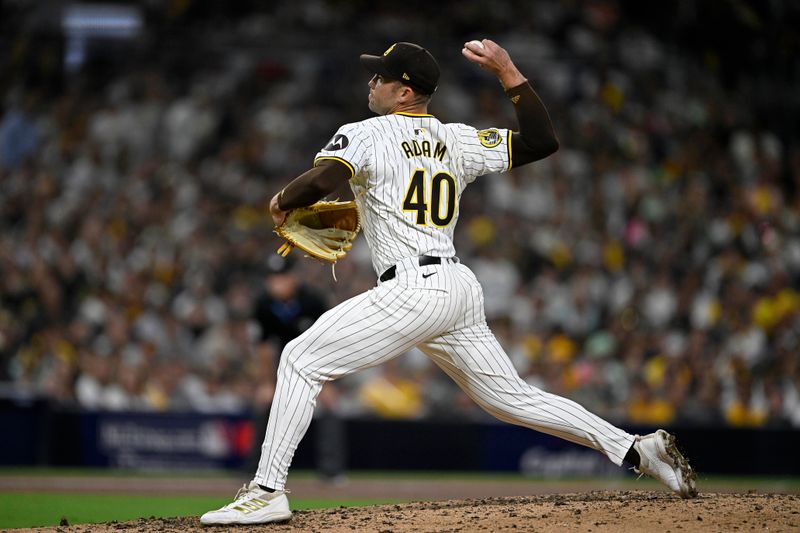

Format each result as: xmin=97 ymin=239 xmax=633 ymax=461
xmin=254 ymin=112 xmax=635 ymax=490
xmin=255 ymin=261 xmax=634 ymax=489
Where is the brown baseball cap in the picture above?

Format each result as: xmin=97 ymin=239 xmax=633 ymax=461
xmin=360 ymin=42 xmax=440 ymax=95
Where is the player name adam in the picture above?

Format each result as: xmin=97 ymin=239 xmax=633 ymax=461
xmin=400 ymin=139 xmax=447 ymax=161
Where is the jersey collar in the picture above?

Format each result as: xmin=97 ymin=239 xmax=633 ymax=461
xmin=391 ymin=111 xmax=434 ymax=117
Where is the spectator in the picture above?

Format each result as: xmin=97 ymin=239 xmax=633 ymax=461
xmin=0 ymin=92 xmax=40 ymax=169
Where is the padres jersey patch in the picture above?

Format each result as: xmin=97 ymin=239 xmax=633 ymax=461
xmin=477 ymin=129 xmax=502 ymax=148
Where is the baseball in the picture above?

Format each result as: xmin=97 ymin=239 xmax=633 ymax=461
xmin=468 ymin=40 xmax=485 ymax=49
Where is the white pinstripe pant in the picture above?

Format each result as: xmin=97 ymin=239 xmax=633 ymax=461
xmin=255 ymin=258 xmax=635 ymax=489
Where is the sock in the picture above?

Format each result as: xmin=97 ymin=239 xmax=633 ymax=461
xmin=258 ymin=484 xmax=276 ymax=493
xmin=624 ymin=445 xmax=641 ymax=469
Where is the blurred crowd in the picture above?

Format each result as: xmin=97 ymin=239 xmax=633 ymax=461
xmin=1 ymin=1 xmax=798 ymax=429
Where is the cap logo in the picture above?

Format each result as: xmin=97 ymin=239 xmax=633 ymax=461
xmin=402 ymin=73 xmax=410 ymax=80
xmin=383 ymin=43 xmax=396 ymax=56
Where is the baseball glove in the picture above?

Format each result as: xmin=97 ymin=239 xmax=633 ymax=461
xmin=274 ymin=200 xmax=361 ymax=263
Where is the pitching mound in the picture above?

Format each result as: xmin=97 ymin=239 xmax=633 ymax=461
xmin=18 ymin=491 xmax=799 ymax=532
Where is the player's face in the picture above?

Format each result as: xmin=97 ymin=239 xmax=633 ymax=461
xmin=367 ymin=74 xmax=402 ymax=115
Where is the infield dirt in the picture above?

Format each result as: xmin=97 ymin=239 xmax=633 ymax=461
xmin=11 ymin=491 xmax=800 ymax=532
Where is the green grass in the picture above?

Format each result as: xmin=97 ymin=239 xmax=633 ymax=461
xmin=0 ymin=492 xmax=394 ymax=529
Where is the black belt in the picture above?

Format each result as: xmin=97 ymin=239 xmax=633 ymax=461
xmin=380 ymin=256 xmax=443 ymax=282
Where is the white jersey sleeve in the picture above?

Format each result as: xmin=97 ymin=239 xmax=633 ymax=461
xmin=455 ymin=125 xmax=513 ymax=182
xmin=314 ymin=123 xmax=373 ymax=177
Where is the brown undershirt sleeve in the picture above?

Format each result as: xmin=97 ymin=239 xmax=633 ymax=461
xmin=505 ymin=81 xmax=559 ymax=167
xmin=277 ymin=159 xmax=353 ymax=210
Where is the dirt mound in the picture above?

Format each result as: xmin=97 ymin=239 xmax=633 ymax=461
xmin=17 ymin=491 xmax=799 ymax=532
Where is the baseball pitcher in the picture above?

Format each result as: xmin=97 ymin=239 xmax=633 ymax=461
xmin=201 ymin=40 xmax=697 ymax=525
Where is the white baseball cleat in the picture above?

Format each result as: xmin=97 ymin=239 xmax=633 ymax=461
xmin=633 ymin=429 xmax=698 ymax=498
xmin=200 ymin=481 xmax=292 ymax=525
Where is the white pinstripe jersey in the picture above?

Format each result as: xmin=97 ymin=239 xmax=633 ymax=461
xmin=315 ymin=112 xmax=512 ymax=275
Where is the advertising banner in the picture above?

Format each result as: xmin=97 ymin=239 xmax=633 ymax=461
xmin=80 ymin=412 xmax=254 ymax=470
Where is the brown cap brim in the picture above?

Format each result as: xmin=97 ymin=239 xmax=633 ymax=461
xmin=359 ymin=54 xmax=394 ymax=79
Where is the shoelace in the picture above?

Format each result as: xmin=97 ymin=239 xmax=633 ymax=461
xmin=630 ymin=466 xmax=645 ymax=480
xmin=233 ymin=483 xmax=253 ymax=501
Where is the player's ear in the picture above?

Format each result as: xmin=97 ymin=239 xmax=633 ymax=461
xmin=398 ymin=84 xmax=415 ymax=102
